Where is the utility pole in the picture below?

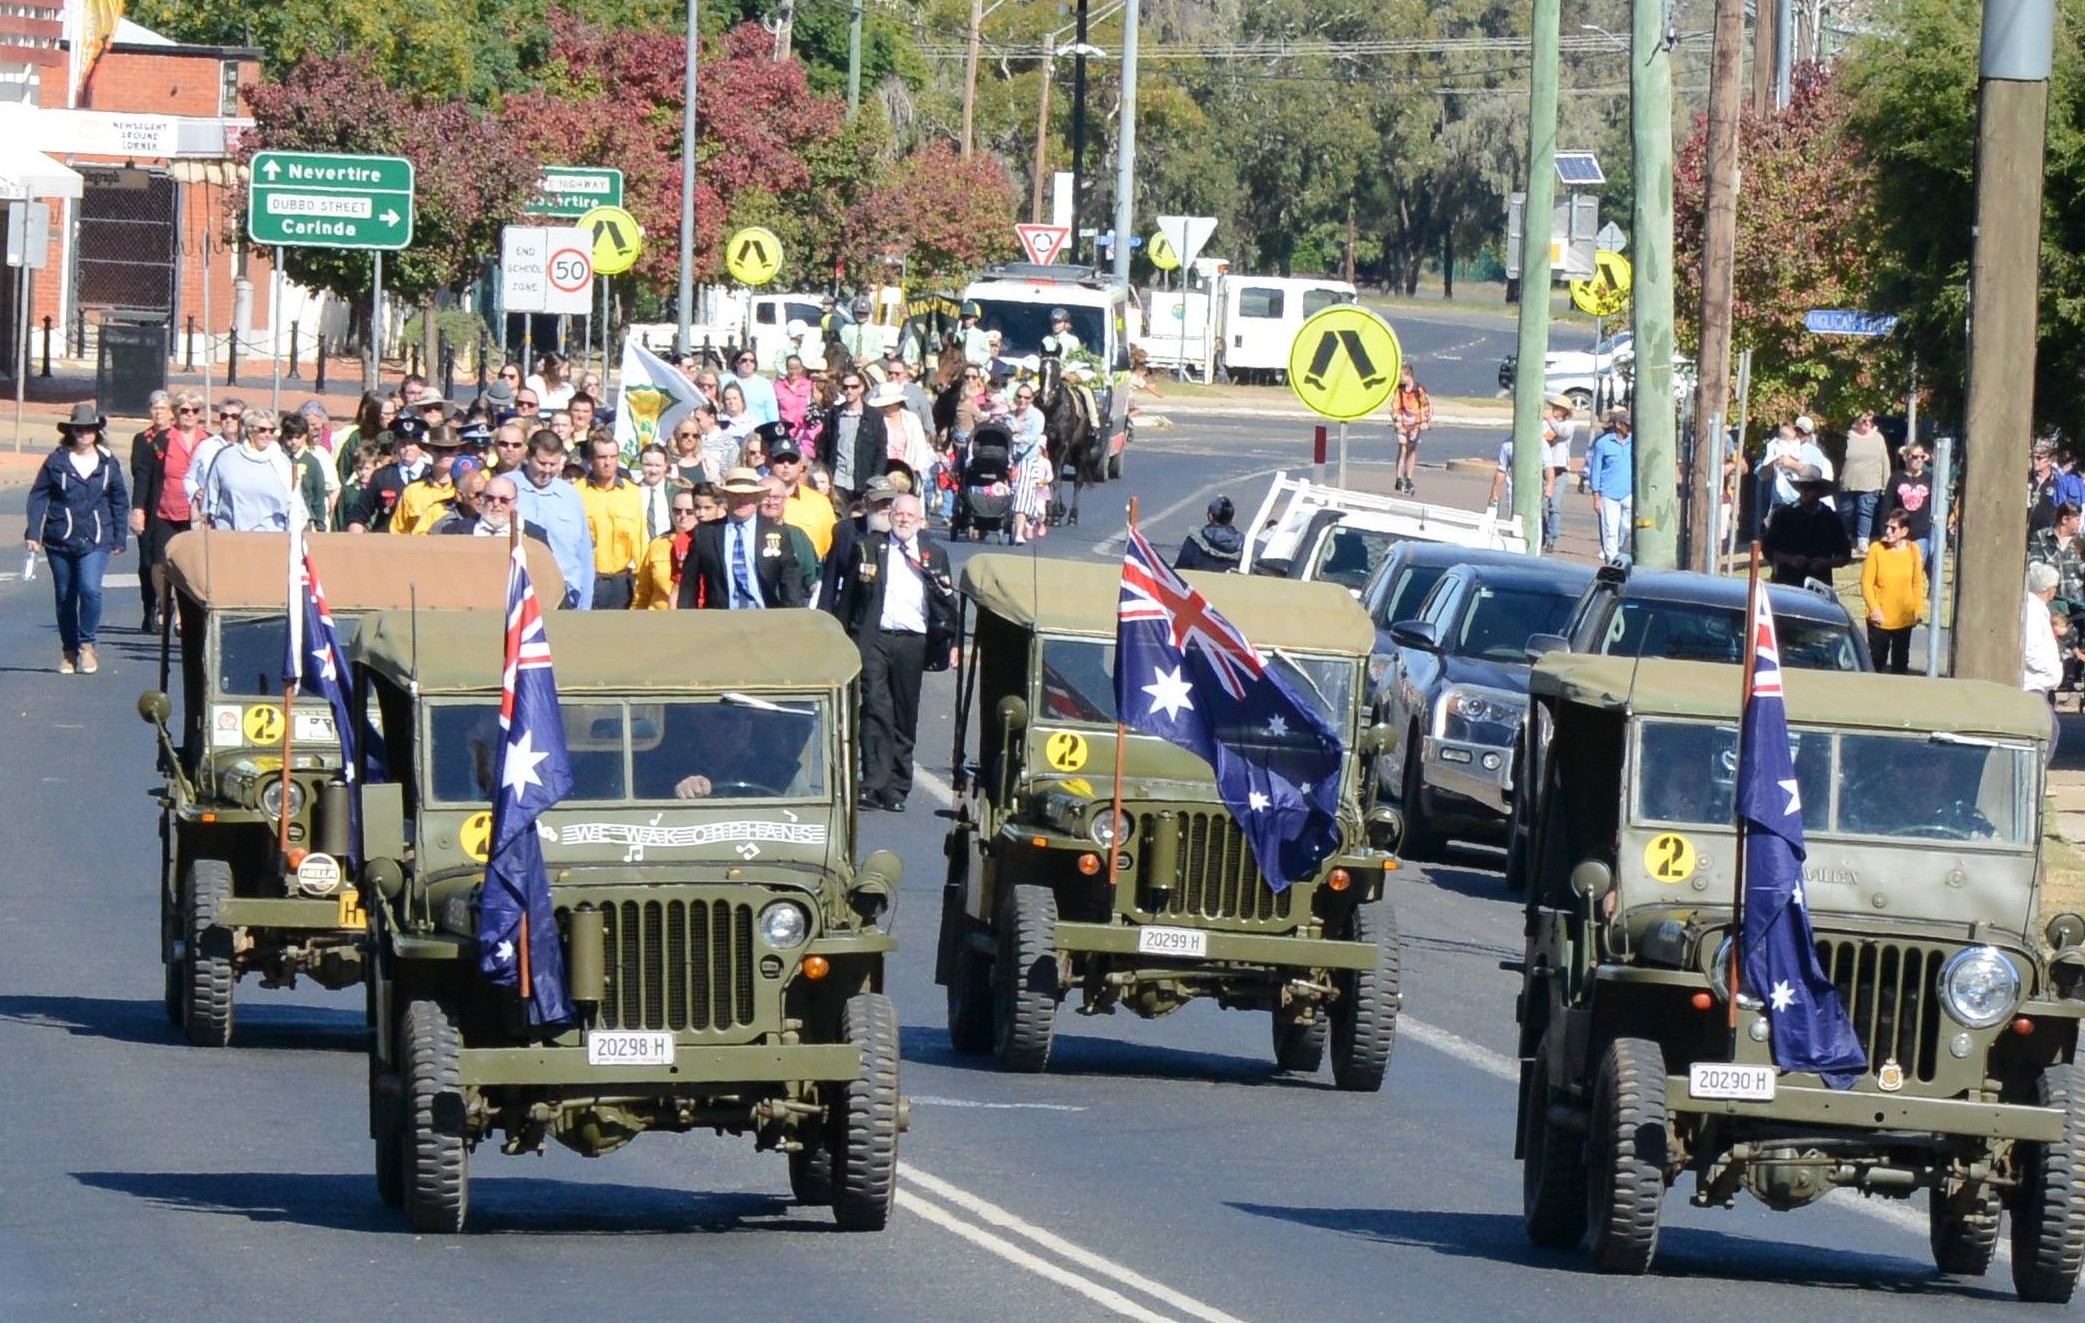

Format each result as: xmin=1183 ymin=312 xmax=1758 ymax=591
xmin=677 ymin=0 xmax=699 ymax=352
xmin=1955 ymin=0 xmax=2054 ymax=684
xmin=1752 ymin=0 xmax=1776 ymax=111
xmin=1110 ymin=0 xmax=1139 ymax=286
xmin=1774 ymin=0 xmax=1794 ymax=105
xmin=962 ymin=0 xmax=984 ymax=156
xmin=1069 ymin=0 xmax=1089 ymax=266
xmin=847 ymin=1 xmax=863 ymax=117
xmin=1031 ymin=36 xmax=1055 ymax=222
xmin=1694 ymin=0 xmax=1747 ymax=571
xmin=1508 ymin=0 xmax=1560 ymax=552
xmin=1631 ymin=0 xmax=1679 ymax=569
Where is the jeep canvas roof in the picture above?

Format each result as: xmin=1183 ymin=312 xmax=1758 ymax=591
xmin=165 ymin=531 xmax=565 ymax=613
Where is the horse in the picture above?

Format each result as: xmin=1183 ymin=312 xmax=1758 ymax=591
xmin=1036 ymin=356 xmax=1104 ymax=492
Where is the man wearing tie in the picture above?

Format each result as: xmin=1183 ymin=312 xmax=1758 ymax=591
xmin=835 ymin=492 xmax=958 ymax=810
xmin=636 ymin=443 xmax=675 ymax=545
xmin=679 ymin=466 xmax=806 ymax=609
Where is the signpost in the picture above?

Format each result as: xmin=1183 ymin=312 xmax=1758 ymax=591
xmin=1014 ymin=222 xmax=1071 ymax=266
xmin=7 ymin=201 xmax=46 ymax=450
xmin=581 ymin=205 xmax=643 ymax=277
xmin=1286 ymin=305 xmax=1403 ymax=486
xmin=502 ymin=225 xmax=594 ymax=317
xmin=1803 ymin=309 xmax=1899 ymax=337
xmin=527 ymin=166 xmax=624 ymax=219
xmin=1154 ymin=214 xmax=1217 ymax=268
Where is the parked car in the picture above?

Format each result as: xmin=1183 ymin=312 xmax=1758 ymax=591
xmin=1359 ymin=541 xmax=1527 ymax=705
xmin=1526 ymin=561 xmax=1871 ymax=673
xmin=1375 ymin=557 xmax=1594 ymax=858
xmin=1242 ymin=473 xmax=1527 ymax=593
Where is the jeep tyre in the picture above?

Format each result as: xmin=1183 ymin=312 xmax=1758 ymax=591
xmin=2012 ymin=1060 xmax=2085 ymax=1302
xmin=1521 ymin=1031 xmax=1588 ymax=1247
xmin=182 ymin=859 xmax=235 ymax=1048
xmin=1272 ymin=1013 xmax=1327 ymax=1073
xmin=993 ymin=884 xmax=1059 ymax=1073
xmin=1586 ymin=1037 xmax=1667 ymax=1274
xmin=789 ymin=1135 xmax=834 ymax=1206
xmin=402 ymin=998 xmax=468 ymax=1234
xmin=942 ymin=873 xmax=994 ymax=1055
xmin=1329 ymin=900 xmax=1400 ymax=1092
xmin=1929 ymin=1181 xmax=2001 ymax=1277
xmin=832 ymin=992 xmax=900 ymax=1231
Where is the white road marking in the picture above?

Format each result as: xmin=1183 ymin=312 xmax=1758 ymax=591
xmin=905 ymin=1166 xmax=1252 ymax=1323
xmin=916 ymin=765 xmax=955 ymax=804
xmin=897 ymin=1190 xmax=1183 ymax=1323
xmin=910 ymin=1094 xmax=1089 ymax=1112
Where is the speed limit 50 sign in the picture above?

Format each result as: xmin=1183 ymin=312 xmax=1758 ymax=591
xmin=501 ymin=224 xmax=594 ymax=315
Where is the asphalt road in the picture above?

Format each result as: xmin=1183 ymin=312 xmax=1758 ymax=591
xmin=0 ymin=425 xmax=2040 ymax=1320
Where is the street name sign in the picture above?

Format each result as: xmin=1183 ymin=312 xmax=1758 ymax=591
xmin=248 ymin=151 xmax=414 ymax=250
xmin=528 ymin=166 xmax=624 ymax=219
xmin=1804 ymin=310 xmax=1899 ymax=337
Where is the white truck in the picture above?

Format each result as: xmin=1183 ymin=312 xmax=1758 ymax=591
xmin=1239 ymin=472 xmax=1529 ymax=593
xmin=1136 ymin=263 xmax=1358 ymax=384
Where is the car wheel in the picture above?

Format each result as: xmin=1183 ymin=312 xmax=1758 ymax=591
xmin=1585 ymin=1037 xmax=1667 ymax=1274
xmin=1398 ymin=733 xmax=1442 ymax=862
xmin=182 ymin=859 xmax=235 ymax=1048
xmin=402 ymin=998 xmax=468 ymax=1234
xmin=1521 ymin=1030 xmax=1588 ymax=1246
xmin=2012 ymin=1060 xmax=2085 ymax=1302
xmin=1329 ymin=900 xmax=1400 ymax=1092
xmin=1566 ymin=388 xmax=1593 ymax=412
xmin=831 ymin=992 xmax=900 ymax=1231
xmin=1930 ymin=1181 xmax=2001 ymax=1277
xmin=993 ymin=885 xmax=1060 ymax=1074
xmin=1272 ymin=1013 xmax=1327 ymax=1074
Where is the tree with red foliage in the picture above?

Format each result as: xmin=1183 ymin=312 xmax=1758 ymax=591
xmin=854 ymin=143 xmax=1019 ymax=290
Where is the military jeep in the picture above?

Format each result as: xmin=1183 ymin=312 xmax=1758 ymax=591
xmin=138 ymin=531 xmax=546 ymax=1047
xmin=351 ymin=608 xmax=903 ymax=1233
xmin=936 ymin=554 xmax=1403 ymax=1087
xmin=1513 ymin=655 xmax=2085 ymax=1299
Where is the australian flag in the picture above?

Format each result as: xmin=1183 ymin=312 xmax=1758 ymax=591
xmin=477 ymin=542 xmax=575 ymax=1027
xmin=1115 ymin=527 xmax=1344 ymax=891
xmin=283 ymin=530 xmax=361 ymax=865
xmin=1738 ymin=585 xmax=1865 ymax=1088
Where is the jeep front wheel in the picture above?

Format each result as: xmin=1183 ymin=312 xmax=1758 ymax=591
xmin=942 ymin=868 xmax=994 ymax=1055
xmin=993 ymin=884 xmax=1060 ymax=1074
xmin=402 ymin=998 xmax=468 ymax=1234
xmin=1929 ymin=1180 xmax=2001 ymax=1277
xmin=182 ymin=859 xmax=235 ymax=1048
xmin=1329 ymin=900 xmax=1400 ymax=1092
xmin=1520 ymin=1031 xmax=1587 ymax=1247
xmin=2012 ymin=1060 xmax=2085 ymax=1302
xmin=1585 ymin=1037 xmax=1667 ymax=1274
xmin=832 ymin=992 xmax=900 ymax=1231
xmin=1272 ymin=1013 xmax=1326 ymax=1074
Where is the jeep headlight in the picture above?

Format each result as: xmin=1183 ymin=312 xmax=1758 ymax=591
xmin=1940 ymin=946 xmax=2021 ymax=1029
xmin=259 ymin=778 xmax=307 ymax=819
xmin=759 ymin=901 xmax=810 ymax=948
xmin=1437 ymin=687 xmax=1524 ymax=744
xmin=1089 ymin=807 xmax=1132 ymax=848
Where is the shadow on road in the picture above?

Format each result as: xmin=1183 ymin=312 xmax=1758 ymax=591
xmin=1226 ymin=1201 xmax=2007 ymax=1298
xmin=903 ymin=1022 xmax=1329 ymax=1089
xmin=0 ymin=994 xmax=362 ymax=1052
xmin=1408 ymin=860 xmax=1515 ymax=905
xmin=72 ymin=1169 xmax=832 ymax=1236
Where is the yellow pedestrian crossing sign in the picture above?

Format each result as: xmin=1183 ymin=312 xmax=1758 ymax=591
xmin=579 ymin=205 xmax=642 ymax=275
xmin=726 ymin=226 xmax=783 ymax=286
xmin=1570 ymin=249 xmax=1632 ymax=318
xmin=1287 ymin=305 xmax=1403 ymax=422
xmin=1147 ymin=231 xmax=1179 ymax=271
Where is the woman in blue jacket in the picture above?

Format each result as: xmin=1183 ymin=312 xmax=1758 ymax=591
xmin=25 ymin=402 xmax=129 ymax=674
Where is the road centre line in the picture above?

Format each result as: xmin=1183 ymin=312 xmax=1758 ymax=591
xmin=904 ymin=1166 xmax=1253 ymax=1323
xmin=896 ymin=1189 xmax=1183 ymax=1323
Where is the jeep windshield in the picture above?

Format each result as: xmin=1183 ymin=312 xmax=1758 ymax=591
xmin=1037 ymin=637 xmax=1353 ymax=741
xmin=1600 ymin=599 xmax=1861 ymax=670
xmin=970 ymin=297 xmax=1107 ymax=361
xmin=1632 ymin=720 xmax=2032 ymax=846
xmin=426 ymin=695 xmax=828 ymax=804
xmin=216 ymin=612 xmax=361 ymax=696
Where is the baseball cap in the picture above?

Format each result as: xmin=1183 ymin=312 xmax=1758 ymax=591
xmin=451 ymin=454 xmax=483 ymax=480
xmin=1794 ymin=414 xmax=1815 ymax=434
xmin=861 ymin=474 xmax=900 ymax=504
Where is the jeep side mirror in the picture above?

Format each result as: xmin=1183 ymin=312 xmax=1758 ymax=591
xmin=137 ymin=690 xmax=172 ymax=725
xmin=851 ymin=848 xmax=903 ymax=921
xmin=996 ymin=694 xmax=1030 ymax=738
xmin=1570 ymin=859 xmax=1613 ymax=900
xmin=1523 ymin=633 xmax=1567 ymax=663
xmin=1388 ymin=620 xmax=1440 ymax=652
xmin=1361 ymin=724 xmax=1395 ymax=758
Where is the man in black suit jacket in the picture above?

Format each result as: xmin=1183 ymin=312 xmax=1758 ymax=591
xmin=679 ymin=466 xmax=806 ymax=609
xmin=834 ymin=492 xmax=958 ymax=809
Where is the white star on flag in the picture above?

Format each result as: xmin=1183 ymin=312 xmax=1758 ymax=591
xmin=1248 ymin=791 xmax=1271 ymax=811
xmin=1790 ymin=885 xmax=1804 ymax=908
xmin=1769 ymin=981 xmax=1797 ymax=1013
xmin=1779 ymin=777 xmax=1801 ymax=816
xmin=1266 ymin=714 xmax=1288 ymax=737
xmin=495 ymin=939 xmax=515 ymax=963
xmin=1143 ymin=665 xmax=1196 ymax=721
xmin=309 ymin=642 xmax=336 ymax=683
xmin=503 ymin=728 xmax=550 ymax=800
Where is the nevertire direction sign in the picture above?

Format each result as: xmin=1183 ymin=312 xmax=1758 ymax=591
xmin=248 ymin=151 xmax=414 ymax=251
xmin=528 ymin=166 xmax=625 ymax=219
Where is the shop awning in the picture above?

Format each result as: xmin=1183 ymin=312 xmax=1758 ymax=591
xmin=0 ymin=139 xmax=83 ymax=201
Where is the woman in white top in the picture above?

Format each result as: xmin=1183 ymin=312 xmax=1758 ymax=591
xmin=525 ymin=353 xmax=577 ymax=411
xmin=202 ymin=407 xmax=302 ymax=533
xmin=1006 ymin=383 xmax=1054 ymax=544
xmin=717 ymin=380 xmax=755 ymax=445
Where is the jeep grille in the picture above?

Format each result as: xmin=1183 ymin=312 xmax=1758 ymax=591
xmin=1815 ymin=936 xmax=1944 ymax=1084
xmin=1136 ymin=809 xmax=1295 ymax=928
xmin=589 ymin=899 xmax=757 ymax=1032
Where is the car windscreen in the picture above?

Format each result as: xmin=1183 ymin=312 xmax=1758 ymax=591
xmin=971 ymin=298 xmax=1107 ymax=360
xmin=425 ymin=695 xmax=827 ymax=805
xmin=216 ymin=613 xmax=360 ymax=697
xmin=1453 ymin=584 xmax=1581 ymax=661
xmin=1038 ymin=636 xmax=1354 ymax=738
xmin=1376 ymin=563 xmax=1449 ymax=627
xmin=1633 ymin=720 xmax=2031 ymax=845
xmin=1309 ymin=526 xmax=1391 ymax=591
xmin=1600 ymin=599 xmax=1860 ymax=670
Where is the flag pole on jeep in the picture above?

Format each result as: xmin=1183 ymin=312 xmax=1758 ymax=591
xmin=1728 ymin=539 xmax=1763 ymax=1037
xmin=1109 ymin=497 xmax=1138 ymax=885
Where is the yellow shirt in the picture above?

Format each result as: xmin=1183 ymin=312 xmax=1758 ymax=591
xmin=1860 ymin=540 xmax=1928 ymax=631
xmin=579 ymin=477 xmax=646 ymax=576
xmin=633 ymin=534 xmax=681 ymax=610
xmin=390 ymin=477 xmax=454 ymax=535
xmin=783 ymin=483 xmax=837 ymax=559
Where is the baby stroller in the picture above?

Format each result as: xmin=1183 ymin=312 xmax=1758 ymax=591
xmin=955 ymin=422 xmax=1016 ymax=542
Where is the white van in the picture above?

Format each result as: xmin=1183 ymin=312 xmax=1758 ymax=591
xmin=1219 ymin=276 xmax=1357 ymax=384
xmin=960 ymin=264 xmax=1134 ymax=476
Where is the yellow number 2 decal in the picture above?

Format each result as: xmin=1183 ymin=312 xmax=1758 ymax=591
xmin=1044 ymin=731 xmax=1089 ymax=772
xmin=1643 ymin=832 xmax=1697 ymax=884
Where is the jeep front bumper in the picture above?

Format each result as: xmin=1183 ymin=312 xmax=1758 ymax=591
xmin=1667 ymin=1077 xmax=2066 ymax=1142
xmin=459 ymin=1042 xmax=864 ymax=1087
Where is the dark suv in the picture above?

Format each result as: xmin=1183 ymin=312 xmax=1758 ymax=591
xmin=1360 ymin=542 xmax=1526 ymax=707
xmin=1530 ymin=561 xmax=1871 ymax=673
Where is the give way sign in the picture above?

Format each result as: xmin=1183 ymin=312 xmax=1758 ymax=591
xmin=1015 ymin=222 xmax=1071 ymax=265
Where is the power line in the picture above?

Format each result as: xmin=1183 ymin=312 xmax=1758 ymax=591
xmin=916 ymin=33 xmax=1709 ymax=61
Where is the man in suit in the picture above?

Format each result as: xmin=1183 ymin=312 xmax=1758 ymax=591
xmin=834 ymin=492 xmax=958 ymax=810
xmin=679 ymin=466 xmax=806 ymax=609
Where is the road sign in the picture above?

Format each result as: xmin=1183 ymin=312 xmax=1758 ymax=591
xmin=1569 ymin=248 xmax=1631 ymax=318
xmin=527 ymin=166 xmax=624 ymax=219
xmin=580 ymin=205 xmax=641 ymax=276
xmin=1595 ymin=220 xmax=1627 ymax=252
xmin=725 ymin=225 xmax=782 ymax=285
xmin=1147 ymin=230 xmax=1179 ymax=271
xmin=248 ymin=151 xmax=414 ymax=251
xmin=504 ymin=225 xmax=593 ymax=315
xmin=1804 ymin=309 xmax=1899 ymax=337
xmin=1014 ymin=222 xmax=1071 ymax=266
xmin=1155 ymin=214 xmax=1217 ymax=268
xmin=1287 ymin=305 xmax=1403 ymax=422
xmin=6 ymin=201 xmax=48 ymax=269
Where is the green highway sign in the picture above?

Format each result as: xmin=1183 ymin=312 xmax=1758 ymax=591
xmin=248 ymin=151 xmax=414 ymax=251
xmin=528 ymin=166 xmax=625 ymax=218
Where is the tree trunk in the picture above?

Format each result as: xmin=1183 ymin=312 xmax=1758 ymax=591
xmin=1442 ymin=228 xmax=1455 ymax=299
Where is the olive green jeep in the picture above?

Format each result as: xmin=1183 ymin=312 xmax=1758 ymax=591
xmin=1513 ymin=655 xmax=2085 ymax=1299
xmin=351 ymin=608 xmax=903 ymax=1233
xmin=137 ymin=531 xmax=542 ymax=1046
xmin=936 ymin=554 xmax=1403 ymax=1088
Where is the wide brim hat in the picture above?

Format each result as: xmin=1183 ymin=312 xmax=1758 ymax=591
xmin=719 ymin=466 xmax=766 ymax=495
xmin=866 ymin=382 xmax=908 ymax=409
xmin=1542 ymin=392 xmax=1575 ymax=411
xmin=482 ymin=379 xmax=517 ymax=408
xmin=57 ymin=402 xmax=104 ymax=433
